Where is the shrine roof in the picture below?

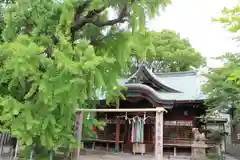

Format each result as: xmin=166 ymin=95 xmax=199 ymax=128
xmin=97 ymin=65 xmax=206 ymax=101
xmin=154 ymin=71 xmax=206 ymax=101
xmin=117 ymin=65 xmax=206 ymax=101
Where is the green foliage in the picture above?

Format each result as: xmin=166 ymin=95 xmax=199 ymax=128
xmin=203 ymin=4 xmax=240 ymax=114
xmin=207 ymin=129 xmax=225 ymax=143
xmin=207 ymin=149 xmax=224 ymax=160
xmin=128 ymin=30 xmax=206 ymax=74
xmin=213 ymin=5 xmax=240 ymax=33
xmin=202 ymin=53 xmax=240 ymax=112
xmin=0 ymin=0 xmax=171 ymax=157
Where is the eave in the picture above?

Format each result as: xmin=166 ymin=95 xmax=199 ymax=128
xmin=126 ymin=65 xmax=181 ymax=93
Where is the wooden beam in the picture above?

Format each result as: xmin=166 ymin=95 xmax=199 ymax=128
xmin=115 ymin=118 xmax=120 ymax=151
xmin=76 ymin=108 xmax=167 ymax=113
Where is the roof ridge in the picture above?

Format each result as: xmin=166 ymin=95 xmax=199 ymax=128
xmin=126 ymin=65 xmax=182 ymax=92
xmin=155 ymin=70 xmax=198 ymax=76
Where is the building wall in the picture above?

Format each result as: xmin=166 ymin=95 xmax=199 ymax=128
xmin=219 ymin=113 xmax=232 ymax=145
xmin=208 ymin=112 xmax=232 ymax=145
xmin=231 ymin=124 xmax=240 ymax=144
xmin=225 ymin=110 xmax=240 ymax=157
xmin=227 ymin=108 xmax=240 ymax=144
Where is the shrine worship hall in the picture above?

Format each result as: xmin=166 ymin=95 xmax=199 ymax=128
xmin=83 ymin=65 xmax=208 ymax=156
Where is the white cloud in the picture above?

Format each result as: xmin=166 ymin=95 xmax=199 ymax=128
xmin=147 ymin=0 xmax=240 ymax=67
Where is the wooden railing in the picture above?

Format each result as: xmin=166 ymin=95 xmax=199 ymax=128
xmin=163 ymin=137 xmax=192 ymax=143
xmin=162 ymin=137 xmax=217 ymax=147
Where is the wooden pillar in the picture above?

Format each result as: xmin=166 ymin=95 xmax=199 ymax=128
xmin=115 ymin=117 xmax=120 ymax=151
xmin=174 ymin=146 xmax=177 ymax=156
xmin=73 ymin=111 xmax=84 ymax=160
xmin=155 ymin=107 xmax=164 ymax=160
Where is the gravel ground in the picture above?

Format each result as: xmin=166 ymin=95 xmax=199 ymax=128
xmin=79 ymin=154 xmax=240 ymax=160
xmin=79 ymin=154 xmax=191 ymax=160
xmin=1 ymin=152 xmax=239 ymax=160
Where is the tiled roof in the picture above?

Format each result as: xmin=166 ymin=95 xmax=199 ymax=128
xmin=98 ymin=65 xmax=206 ymax=101
xmin=155 ymin=70 xmax=206 ymax=101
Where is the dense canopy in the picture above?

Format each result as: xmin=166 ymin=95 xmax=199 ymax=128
xmin=129 ymin=30 xmax=205 ymax=74
xmin=0 ymin=0 xmax=172 ymax=157
xmin=203 ymin=4 xmax=240 ymax=116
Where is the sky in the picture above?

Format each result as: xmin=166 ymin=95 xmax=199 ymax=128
xmin=147 ymin=0 xmax=240 ymax=68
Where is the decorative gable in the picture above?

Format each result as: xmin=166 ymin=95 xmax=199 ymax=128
xmin=127 ymin=65 xmax=180 ymax=93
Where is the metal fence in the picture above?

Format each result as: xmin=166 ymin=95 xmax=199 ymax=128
xmin=0 ymin=132 xmax=17 ymax=160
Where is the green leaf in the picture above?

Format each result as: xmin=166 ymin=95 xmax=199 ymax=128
xmin=40 ymin=135 xmax=47 ymax=146
xmin=26 ymin=123 xmax=32 ymax=130
xmin=84 ymin=46 xmax=95 ymax=60
xmin=13 ymin=106 xmax=20 ymax=115
xmin=24 ymin=84 xmax=38 ymax=99
xmin=26 ymin=137 xmax=33 ymax=146
xmin=42 ymin=118 xmax=49 ymax=130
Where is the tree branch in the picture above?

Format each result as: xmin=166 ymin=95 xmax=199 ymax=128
xmin=71 ymin=3 xmax=129 ymax=32
xmin=71 ymin=0 xmax=92 ymax=41
xmin=71 ymin=2 xmax=132 ymax=43
xmin=90 ymin=34 xmax=113 ymax=45
xmin=91 ymin=6 xmax=128 ymax=27
xmin=86 ymin=6 xmax=107 ymax=18
xmin=71 ymin=6 xmax=107 ymax=31
xmin=74 ymin=0 xmax=92 ymax=22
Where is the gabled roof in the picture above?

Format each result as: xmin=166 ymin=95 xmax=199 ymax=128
xmin=98 ymin=65 xmax=206 ymax=102
xmin=123 ymin=83 xmax=175 ymax=105
xmin=119 ymin=65 xmax=206 ymax=101
xmin=154 ymin=70 xmax=206 ymax=101
xmin=126 ymin=65 xmax=181 ymax=92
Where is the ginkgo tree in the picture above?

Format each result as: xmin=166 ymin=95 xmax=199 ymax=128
xmin=0 ymin=0 xmax=171 ymax=158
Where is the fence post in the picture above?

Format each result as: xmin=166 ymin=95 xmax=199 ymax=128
xmin=72 ymin=111 xmax=83 ymax=160
xmin=155 ymin=107 xmax=164 ymax=160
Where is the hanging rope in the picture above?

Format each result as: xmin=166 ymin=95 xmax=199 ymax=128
xmin=118 ymin=112 xmax=154 ymax=124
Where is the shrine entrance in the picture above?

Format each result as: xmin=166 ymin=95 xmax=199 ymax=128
xmin=73 ymin=107 xmax=166 ymax=160
xmin=72 ymin=65 xmax=209 ymax=159
xmin=92 ymin=97 xmax=167 ymax=154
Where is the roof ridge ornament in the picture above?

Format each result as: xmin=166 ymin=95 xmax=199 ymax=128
xmin=126 ymin=65 xmax=181 ymax=93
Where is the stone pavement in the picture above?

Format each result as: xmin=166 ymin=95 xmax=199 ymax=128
xmin=80 ymin=154 xmax=192 ymax=160
xmin=0 ymin=152 xmax=239 ymax=160
xmin=80 ymin=154 xmax=154 ymax=160
xmin=224 ymin=154 xmax=240 ymax=160
xmin=80 ymin=153 xmax=240 ymax=160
